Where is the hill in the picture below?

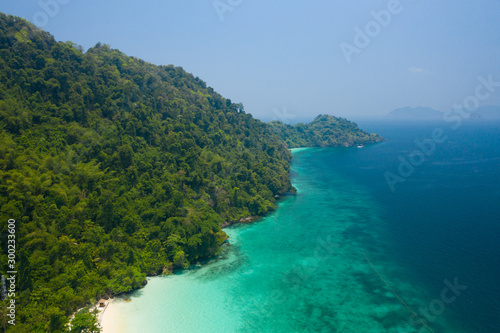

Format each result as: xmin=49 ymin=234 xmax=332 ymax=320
xmin=0 ymin=13 xmax=296 ymax=331
xmin=386 ymin=105 xmax=500 ymax=121
xmin=386 ymin=106 xmax=443 ymax=120
xmin=269 ymin=114 xmax=384 ymax=148
xmin=472 ymin=105 xmax=500 ymax=120
xmin=0 ymin=13 xmax=385 ymax=332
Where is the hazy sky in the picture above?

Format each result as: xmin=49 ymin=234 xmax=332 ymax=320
xmin=2 ymin=0 xmax=500 ymax=121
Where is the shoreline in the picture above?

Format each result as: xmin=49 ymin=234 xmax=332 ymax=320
xmin=288 ymin=147 xmax=311 ymax=153
xmin=220 ymin=215 xmax=258 ymax=229
xmin=98 ymin=162 xmax=303 ymax=332
xmin=100 ymin=298 xmax=122 ymax=333
xmin=99 ymin=172 xmax=300 ymax=331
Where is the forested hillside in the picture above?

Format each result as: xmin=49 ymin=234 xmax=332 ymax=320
xmin=0 ymin=14 xmax=295 ymax=331
xmin=269 ymin=114 xmax=384 ymax=148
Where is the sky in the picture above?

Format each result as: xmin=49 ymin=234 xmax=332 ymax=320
xmin=1 ymin=0 xmax=500 ymax=122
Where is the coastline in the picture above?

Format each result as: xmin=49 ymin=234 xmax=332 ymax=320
xmin=220 ymin=215 xmax=258 ymax=229
xmin=90 ymin=126 xmax=474 ymax=333
xmin=99 ymin=153 xmax=303 ymax=332
xmin=288 ymin=147 xmax=311 ymax=153
xmin=94 ymin=150 xmax=302 ymax=332
xmin=100 ymin=299 xmax=123 ymax=333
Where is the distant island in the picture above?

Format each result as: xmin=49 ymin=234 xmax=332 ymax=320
xmin=386 ymin=105 xmax=500 ymax=121
xmin=386 ymin=106 xmax=444 ymax=120
xmin=270 ymin=114 xmax=384 ymax=148
xmin=471 ymin=105 xmax=500 ymax=120
xmin=0 ymin=13 xmax=384 ymax=332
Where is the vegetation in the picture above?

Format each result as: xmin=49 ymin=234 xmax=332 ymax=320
xmin=0 ymin=13 xmax=383 ymax=332
xmin=0 ymin=13 xmax=295 ymax=332
xmin=269 ymin=114 xmax=384 ymax=148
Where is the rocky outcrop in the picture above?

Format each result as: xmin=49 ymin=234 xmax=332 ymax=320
xmin=221 ymin=216 xmax=258 ymax=228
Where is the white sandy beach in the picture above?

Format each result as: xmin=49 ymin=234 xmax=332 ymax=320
xmin=99 ymin=299 xmax=125 ymax=333
xmin=288 ymin=147 xmax=311 ymax=153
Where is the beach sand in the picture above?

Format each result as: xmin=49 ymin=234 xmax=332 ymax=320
xmin=100 ymin=299 xmax=125 ymax=333
xmin=288 ymin=147 xmax=310 ymax=153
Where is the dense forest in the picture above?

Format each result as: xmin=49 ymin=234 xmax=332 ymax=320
xmin=270 ymin=114 xmax=384 ymax=148
xmin=0 ymin=13 xmax=382 ymax=332
xmin=0 ymin=14 xmax=297 ymax=332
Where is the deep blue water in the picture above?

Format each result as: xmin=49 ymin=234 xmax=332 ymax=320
xmin=107 ymin=120 xmax=500 ymax=332
xmin=342 ymin=120 xmax=500 ymax=332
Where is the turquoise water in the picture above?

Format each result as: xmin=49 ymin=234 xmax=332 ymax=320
xmin=109 ymin=122 xmax=500 ymax=332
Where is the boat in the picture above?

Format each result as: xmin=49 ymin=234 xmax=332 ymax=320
xmin=357 ymin=145 xmax=365 ymax=148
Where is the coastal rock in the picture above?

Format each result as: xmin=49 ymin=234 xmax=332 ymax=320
xmin=221 ymin=216 xmax=258 ymax=228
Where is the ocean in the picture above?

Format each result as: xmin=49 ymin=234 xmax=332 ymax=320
xmin=104 ymin=120 xmax=500 ymax=332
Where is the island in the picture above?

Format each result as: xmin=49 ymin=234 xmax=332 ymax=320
xmin=0 ymin=13 xmax=384 ymax=332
